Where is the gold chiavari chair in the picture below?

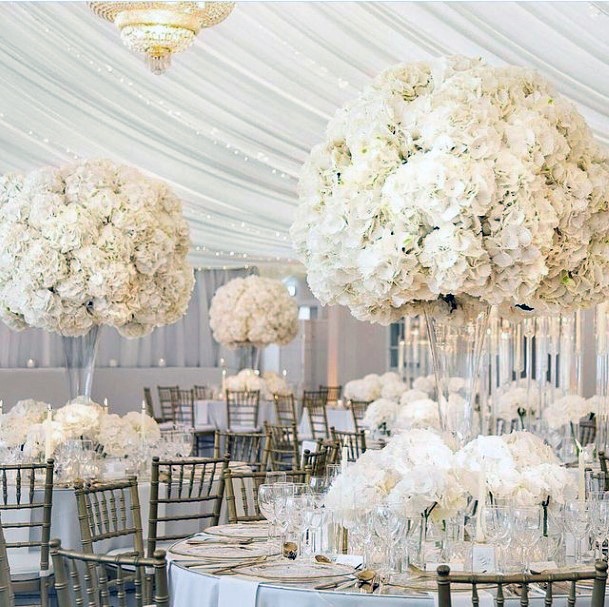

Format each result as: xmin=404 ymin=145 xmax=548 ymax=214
xmin=349 ymin=399 xmax=371 ymax=433
xmin=157 ymin=386 xmax=179 ymax=423
xmin=436 ymin=561 xmax=608 ymax=607
xmin=170 ymin=388 xmax=196 ymax=427
xmin=74 ymin=476 xmax=144 ymax=558
xmin=263 ymin=422 xmax=300 ymax=471
xmin=302 ymin=389 xmax=330 ymax=439
xmin=0 ymin=517 xmax=13 ymax=607
xmin=224 ymin=468 xmax=311 ymax=524
xmin=50 ymin=539 xmax=169 ymax=607
xmin=147 ymin=456 xmax=229 ymax=556
xmin=213 ymin=430 xmax=266 ymax=471
xmin=143 ymin=387 xmax=159 ymax=421
xmin=579 ymin=414 xmax=597 ymax=447
xmin=320 ymin=385 xmax=342 ymax=404
xmin=598 ymin=450 xmax=609 ymax=491
xmin=301 ymin=441 xmax=340 ymax=477
xmin=226 ymin=390 xmax=260 ymax=431
xmin=0 ymin=459 xmax=53 ymax=607
xmin=193 ymin=385 xmax=211 ymax=400
xmin=330 ymin=427 xmax=366 ymax=462
xmin=273 ymin=393 xmax=298 ymax=427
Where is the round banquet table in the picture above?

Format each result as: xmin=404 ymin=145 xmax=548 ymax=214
xmin=168 ymin=559 xmax=600 ymax=607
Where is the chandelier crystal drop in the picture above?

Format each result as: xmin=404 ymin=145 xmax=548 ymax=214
xmin=89 ymin=2 xmax=234 ymax=75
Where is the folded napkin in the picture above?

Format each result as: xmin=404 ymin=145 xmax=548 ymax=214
xmin=432 ymin=589 xmax=494 ymax=607
xmin=218 ymin=574 xmax=260 ymax=607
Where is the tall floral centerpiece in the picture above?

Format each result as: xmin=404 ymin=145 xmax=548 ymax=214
xmin=291 ymin=56 xmax=609 ymax=446
xmin=209 ymin=275 xmax=298 ymax=369
xmin=0 ymin=159 xmax=194 ymax=399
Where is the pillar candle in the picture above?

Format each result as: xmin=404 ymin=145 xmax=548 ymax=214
xmin=140 ymin=400 xmax=146 ymax=443
xmin=44 ymin=405 xmax=52 ymax=460
xmin=398 ymin=340 xmax=405 ymax=379
xmin=103 ymin=398 xmax=109 ymax=414
xmin=341 ymin=439 xmax=349 ymax=473
xmin=578 ymin=450 xmax=586 ymax=501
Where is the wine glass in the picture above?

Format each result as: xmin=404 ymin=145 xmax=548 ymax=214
xmin=562 ymin=501 xmax=592 ymax=565
xmin=589 ymin=498 xmax=609 ymax=560
xmin=373 ymin=502 xmax=408 ymax=574
xmin=509 ymin=506 xmax=542 ymax=572
xmin=258 ymin=483 xmax=294 ymax=551
xmin=481 ymin=506 xmax=511 ymax=571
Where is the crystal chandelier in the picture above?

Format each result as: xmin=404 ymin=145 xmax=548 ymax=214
xmin=89 ymin=2 xmax=234 ymax=75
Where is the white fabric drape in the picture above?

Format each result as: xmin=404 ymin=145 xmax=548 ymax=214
xmin=0 ymin=268 xmax=255 ymax=369
xmin=0 ymin=3 xmax=607 ymax=268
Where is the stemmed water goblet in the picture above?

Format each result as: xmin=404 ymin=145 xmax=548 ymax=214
xmin=562 ymin=501 xmax=592 ymax=565
xmin=481 ymin=506 xmax=511 ymax=571
xmin=258 ymin=482 xmax=295 ymax=552
xmin=508 ymin=506 xmax=543 ymax=573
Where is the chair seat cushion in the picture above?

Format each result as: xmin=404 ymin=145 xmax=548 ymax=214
xmin=9 ymin=551 xmax=52 ymax=581
xmin=193 ymin=425 xmax=216 ymax=433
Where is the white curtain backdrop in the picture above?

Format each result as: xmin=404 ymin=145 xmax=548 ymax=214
xmin=0 ymin=267 xmax=256 ymax=369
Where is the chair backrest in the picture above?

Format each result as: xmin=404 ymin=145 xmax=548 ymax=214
xmin=147 ymin=456 xmax=229 ymax=556
xmin=263 ymin=422 xmax=300 ymax=471
xmin=330 ymin=427 xmax=366 ymax=462
xmin=193 ymin=385 xmax=210 ymax=400
xmin=580 ymin=414 xmax=596 ymax=446
xmin=50 ymin=539 xmax=168 ymax=607
xmin=273 ymin=393 xmax=297 ymax=426
xmin=319 ymin=385 xmax=342 ymax=403
xmin=74 ymin=476 xmax=144 ymax=557
xmin=436 ymin=561 xmax=608 ymax=607
xmin=0 ymin=460 xmax=54 ymax=573
xmin=349 ymin=400 xmax=371 ymax=432
xmin=226 ymin=390 xmax=260 ymax=430
xmin=143 ymin=388 xmax=155 ymax=419
xmin=213 ymin=431 xmax=266 ymax=470
xmin=157 ymin=386 xmax=179 ymax=423
xmin=301 ymin=443 xmax=337 ymax=477
xmin=172 ymin=388 xmax=195 ymax=427
xmin=302 ymin=390 xmax=329 ymax=439
xmin=0 ymin=516 xmax=14 ymax=607
xmin=224 ymin=468 xmax=310 ymax=523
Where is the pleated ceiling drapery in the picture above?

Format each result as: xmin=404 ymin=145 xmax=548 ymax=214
xmin=0 ymin=268 xmax=256 ymax=369
xmin=0 ymin=2 xmax=607 ymax=269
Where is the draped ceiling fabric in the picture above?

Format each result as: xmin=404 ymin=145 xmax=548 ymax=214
xmin=0 ymin=2 xmax=608 ymax=271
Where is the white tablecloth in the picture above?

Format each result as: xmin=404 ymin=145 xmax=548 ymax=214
xmin=168 ymin=563 xmax=599 ymax=607
xmin=298 ymin=408 xmax=355 ymax=438
xmin=195 ymin=400 xmax=277 ymax=430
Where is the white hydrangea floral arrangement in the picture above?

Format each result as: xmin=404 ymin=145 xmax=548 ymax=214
xmin=0 ymin=158 xmax=194 ymax=337
xmin=224 ymin=369 xmax=291 ymax=400
xmin=326 ymin=430 xmax=575 ymax=522
xmin=209 ymin=275 xmax=298 ymax=348
xmin=0 ymin=397 xmax=160 ymax=460
xmin=291 ymin=56 xmax=609 ymax=323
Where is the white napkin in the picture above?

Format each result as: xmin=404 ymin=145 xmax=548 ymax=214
xmin=432 ymin=589 xmax=494 ymax=607
xmin=218 ymin=575 xmax=259 ymax=607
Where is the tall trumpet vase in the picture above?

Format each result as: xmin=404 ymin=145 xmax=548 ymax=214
xmin=62 ymin=326 xmax=101 ymax=400
xmin=425 ymin=303 xmax=491 ymax=447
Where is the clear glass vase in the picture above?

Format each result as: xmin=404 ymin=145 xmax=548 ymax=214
xmin=62 ymin=325 xmax=101 ymax=401
xmin=237 ymin=343 xmax=260 ymax=371
xmin=425 ymin=302 xmax=491 ymax=447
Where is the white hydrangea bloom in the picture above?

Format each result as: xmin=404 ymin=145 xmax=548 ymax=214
xmin=209 ymin=276 xmax=298 ymax=348
xmin=291 ymin=56 xmax=609 ymax=322
xmin=0 ymin=158 xmax=194 ymax=337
